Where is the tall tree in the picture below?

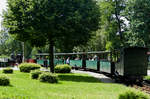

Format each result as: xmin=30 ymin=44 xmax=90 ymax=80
xmin=3 ymin=0 xmax=100 ymax=72
xmin=114 ymin=0 xmax=126 ymax=40
xmin=99 ymin=0 xmax=126 ymax=50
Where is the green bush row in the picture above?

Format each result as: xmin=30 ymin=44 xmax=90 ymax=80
xmin=19 ymin=63 xmax=71 ymax=73
xmin=0 ymin=64 xmax=71 ymax=85
xmin=30 ymin=64 xmax=71 ymax=83
xmin=19 ymin=63 xmax=41 ymax=73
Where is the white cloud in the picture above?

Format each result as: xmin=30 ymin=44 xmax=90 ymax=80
xmin=0 ymin=0 xmax=7 ymax=30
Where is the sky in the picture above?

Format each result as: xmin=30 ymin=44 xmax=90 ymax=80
xmin=0 ymin=0 xmax=7 ymax=31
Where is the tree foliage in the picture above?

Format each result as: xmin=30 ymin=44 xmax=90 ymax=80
xmin=124 ymin=0 xmax=150 ymax=47
xmin=92 ymin=0 xmax=127 ymax=51
xmin=0 ymin=32 xmax=22 ymax=56
xmin=98 ymin=0 xmax=119 ymax=50
xmin=73 ymin=29 xmax=107 ymax=52
xmin=99 ymin=0 xmax=150 ymax=49
xmin=0 ymin=31 xmax=33 ymax=59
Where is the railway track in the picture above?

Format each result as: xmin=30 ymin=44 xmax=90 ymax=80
xmin=133 ymin=81 xmax=150 ymax=94
xmin=75 ymin=68 xmax=150 ymax=94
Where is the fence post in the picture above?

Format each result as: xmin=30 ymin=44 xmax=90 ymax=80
xmin=110 ymin=52 xmax=115 ymax=75
xmin=82 ymin=54 xmax=86 ymax=70
xmin=97 ymin=54 xmax=100 ymax=71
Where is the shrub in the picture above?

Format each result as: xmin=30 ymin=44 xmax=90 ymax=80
xmin=118 ymin=90 xmax=149 ymax=99
xmin=2 ymin=68 xmax=13 ymax=74
xmin=0 ymin=75 xmax=10 ymax=86
xmin=19 ymin=63 xmax=41 ymax=73
xmin=55 ymin=64 xmax=71 ymax=73
xmin=31 ymin=70 xmax=42 ymax=79
xmin=39 ymin=72 xmax=58 ymax=83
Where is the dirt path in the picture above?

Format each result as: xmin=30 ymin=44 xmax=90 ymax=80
xmin=71 ymin=70 xmax=115 ymax=83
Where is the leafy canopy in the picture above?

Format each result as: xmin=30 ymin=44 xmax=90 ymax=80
xmin=3 ymin=0 xmax=100 ymax=49
xmin=124 ymin=0 xmax=150 ymax=47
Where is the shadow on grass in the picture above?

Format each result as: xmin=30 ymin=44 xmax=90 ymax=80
xmin=8 ymin=84 xmax=13 ymax=87
xmin=100 ymin=78 xmax=115 ymax=83
xmin=58 ymin=74 xmax=101 ymax=83
xmin=0 ymin=84 xmax=13 ymax=87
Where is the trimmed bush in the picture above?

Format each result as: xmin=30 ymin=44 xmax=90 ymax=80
xmin=55 ymin=64 xmax=71 ymax=73
xmin=31 ymin=70 xmax=42 ymax=79
xmin=118 ymin=91 xmax=149 ymax=99
xmin=0 ymin=75 xmax=10 ymax=86
xmin=19 ymin=63 xmax=41 ymax=73
xmin=39 ymin=72 xmax=58 ymax=83
xmin=2 ymin=68 xmax=13 ymax=74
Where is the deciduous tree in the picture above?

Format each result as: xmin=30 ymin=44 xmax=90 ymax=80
xmin=3 ymin=0 xmax=100 ymax=72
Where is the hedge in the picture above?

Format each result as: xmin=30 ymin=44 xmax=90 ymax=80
xmin=19 ymin=63 xmax=41 ymax=73
xmin=31 ymin=70 xmax=42 ymax=79
xmin=39 ymin=72 xmax=58 ymax=83
xmin=55 ymin=64 xmax=71 ymax=73
xmin=0 ymin=75 xmax=10 ymax=86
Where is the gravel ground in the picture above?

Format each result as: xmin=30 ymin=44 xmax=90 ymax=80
xmin=0 ymin=66 xmax=19 ymax=70
xmin=148 ymin=70 xmax=150 ymax=75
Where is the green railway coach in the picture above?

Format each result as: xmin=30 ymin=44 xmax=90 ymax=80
xmin=70 ymin=60 xmax=82 ymax=68
xmin=86 ymin=60 xmax=97 ymax=70
xmin=36 ymin=59 xmax=64 ymax=66
xmin=100 ymin=60 xmax=111 ymax=73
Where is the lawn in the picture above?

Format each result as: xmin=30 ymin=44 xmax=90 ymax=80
xmin=0 ymin=71 xmax=147 ymax=99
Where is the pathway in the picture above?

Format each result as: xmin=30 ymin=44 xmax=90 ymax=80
xmin=71 ymin=70 xmax=115 ymax=83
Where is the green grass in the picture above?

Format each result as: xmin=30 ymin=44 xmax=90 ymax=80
xmin=0 ymin=71 xmax=148 ymax=99
xmin=144 ymin=76 xmax=150 ymax=80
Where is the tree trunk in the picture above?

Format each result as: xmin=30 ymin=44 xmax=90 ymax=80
xmin=22 ymin=42 xmax=25 ymax=63
xmin=115 ymin=0 xmax=122 ymax=40
xmin=49 ymin=41 xmax=54 ymax=73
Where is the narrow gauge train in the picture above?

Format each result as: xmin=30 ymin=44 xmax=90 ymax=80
xmin=36 ymin=47 xmax=148 ymax=83
xmin=0 ymin=54 xmax=23 ymax=67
